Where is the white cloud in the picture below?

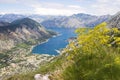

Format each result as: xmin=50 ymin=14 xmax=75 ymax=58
xmin=33 ymin=7 xmax=85 ymax=16
xmin=31 ymin=2 xmax=86 ymax=16
xmin=34 ymin=8 xmax=72 ymax=15
xmin=97 ymin=0 xmax=110 ymax=3
xmin=89 ymin=0 xmax=120 ymax=15
xmin=68 ymin=5 xmax=82 ymax=9
xmin=0 ymin=0 xmax=18 ymax=4
xmin=0 ymin=9 xmax=33 ymax=14
xmin=0 ymin=0 xmax=120 ymax=15
xmin=1 ymin=0 xmax=85 ymax=15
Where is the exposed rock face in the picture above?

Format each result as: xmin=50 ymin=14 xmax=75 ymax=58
xmin=0 ymin=40 xmax=15 ymax=51
xmin=107 ymin=12 xmax=120 ymax=29
xmin=0 ymin=18 xmax=56 ymax=52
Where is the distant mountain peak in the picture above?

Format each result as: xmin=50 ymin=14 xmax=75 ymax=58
xmin=10 ymin=17 xmax=42 ymax=29
xmin=11 ymin=17 xmax=38 ymax=24
xmin=73 ymin=13 xmax=95 ymax=16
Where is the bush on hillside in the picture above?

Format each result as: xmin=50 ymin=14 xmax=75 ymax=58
xmin=60 ymin=22 xmax=120 ymax=80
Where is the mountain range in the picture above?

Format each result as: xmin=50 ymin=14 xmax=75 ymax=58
xmin=0 ymin=14 xmax=59 ymax=23
xmin=41 ymin=13 xmax=111 ymax=28
xmin=0 ymin=13 xmax=111 ymax=28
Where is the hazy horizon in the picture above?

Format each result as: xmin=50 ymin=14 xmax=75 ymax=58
xmin=0 ymin=0 xmax=120 ymax=16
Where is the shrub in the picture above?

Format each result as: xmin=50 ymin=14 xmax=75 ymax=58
xmin=61 ymin=22 xmax=120 ymax=80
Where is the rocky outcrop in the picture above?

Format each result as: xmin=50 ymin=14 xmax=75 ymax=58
xmin=34 ymin=74 xmax=50 ymax=80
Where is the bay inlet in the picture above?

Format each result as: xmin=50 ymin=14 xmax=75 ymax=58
xmin=32 ymin=28 xmax=76 ymax=55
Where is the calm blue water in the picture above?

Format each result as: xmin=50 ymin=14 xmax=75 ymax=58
xmin=32 ymin=28 xmax=76 ymax=55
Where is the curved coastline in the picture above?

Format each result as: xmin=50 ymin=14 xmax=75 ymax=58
xmin=31 ymin=33 xmax=61 ymax=54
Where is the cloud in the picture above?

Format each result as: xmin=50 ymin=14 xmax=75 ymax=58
xmin=68 ymin=5 xmax=82 ymax=9
xmin=31 ymin=2 xmax=86 ymax=16
xmin=0 ymin=0 xmax=17 ymax=3
xmin=0 ymin=9 xmax=33 ymax=14
xmin=90 ymin=0 xmax=120 ymax=15
xmin=0 ymin=0 xmax=120 ymax=15
xmin=33 ymin=7 xmax=85 ymax=16
xmin=0 ymin=0 xmax=86 ymax=15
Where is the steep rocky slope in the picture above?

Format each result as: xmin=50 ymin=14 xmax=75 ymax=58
xmin=0 ymin=18 xmax=56 ymax=52
xmin=107 ymin=12 xmax=120 ymax=29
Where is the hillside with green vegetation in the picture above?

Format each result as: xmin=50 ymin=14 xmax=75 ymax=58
xmin=53 ymin=22 xmax=120 ymax=80
xmin=6 ymin=22 xmax=120 ymax=80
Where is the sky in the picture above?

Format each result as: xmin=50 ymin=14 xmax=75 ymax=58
xmin=0 ymin=0 xmax=120 ymax=16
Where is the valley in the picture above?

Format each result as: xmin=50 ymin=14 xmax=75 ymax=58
xmin=7 ymin=12 xmax=120 ymax=80
xmin=0 ymin=11 xmax=120 ymax=80
xmin=1 ymin=0 xmax=120 ymax=80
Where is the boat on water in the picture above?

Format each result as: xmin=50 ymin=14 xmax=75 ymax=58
xmin=55 ymin=49 xmax=61 ymax=53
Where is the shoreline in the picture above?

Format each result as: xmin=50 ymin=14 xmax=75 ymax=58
xmin=31 ymin=33 xmax=61 ymax=55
